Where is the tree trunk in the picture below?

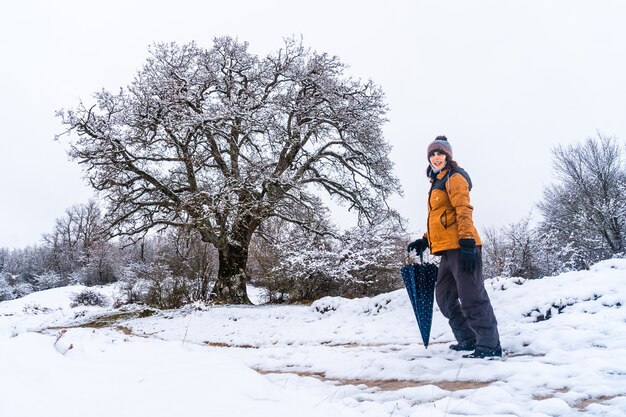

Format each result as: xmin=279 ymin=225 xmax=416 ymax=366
xmin=210 ymin=243 xmax=251 ymax=304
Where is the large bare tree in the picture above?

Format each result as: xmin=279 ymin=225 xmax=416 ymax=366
xmin=57 ymin=37 xmax=400 ymax=304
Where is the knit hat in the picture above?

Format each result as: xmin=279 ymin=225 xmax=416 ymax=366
xmin=427 ymin=135 xmax=453 ymax=160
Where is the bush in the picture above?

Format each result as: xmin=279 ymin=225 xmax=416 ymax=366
xmin=115 ymin=261 xmax=207 ymax=309
xmin=250 ymin=222 xmax=406 ymax=303
xmin=70 ymin=289 xmax=110 ymax=308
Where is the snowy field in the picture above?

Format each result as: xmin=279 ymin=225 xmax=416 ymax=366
xmin=1 ymin=260 xmax=626 ymax=417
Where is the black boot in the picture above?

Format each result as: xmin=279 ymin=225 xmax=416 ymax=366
xmin=463 ymin=345 xmax=502 ymax=358
xmin=449 ymin=340 xmax=476 ymax=351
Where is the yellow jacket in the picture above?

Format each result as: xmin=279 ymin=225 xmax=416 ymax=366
xmin=424 ymin=167 xmax=482 ymax=255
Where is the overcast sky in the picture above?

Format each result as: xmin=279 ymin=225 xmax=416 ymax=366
xmin=1 ymin=0 xmax=626 ymax=248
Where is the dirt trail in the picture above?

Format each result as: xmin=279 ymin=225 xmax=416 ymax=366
xmin=256 ymin=369 xmax=493 ymax=392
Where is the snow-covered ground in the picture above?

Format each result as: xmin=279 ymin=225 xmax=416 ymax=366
xmin=1 ymin=260 xmax=626 ymax=417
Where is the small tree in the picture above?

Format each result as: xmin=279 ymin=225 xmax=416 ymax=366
xmin=42 ymin=199 xmax=108 ymax=277
xmin=78 ymin=242 xmax=122 ymax=286
xmin=482 ymin=214 xmax=542 ymax=279
xmin=57 ymin=37 xmax=400 ymax=304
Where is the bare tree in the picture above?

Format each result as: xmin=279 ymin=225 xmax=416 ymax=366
xmin=42 ymin=199 xmax=107 ymax=275
xmin=482 ymin=214 xmax=541 ymax=279
xmin=57 ymin=37 xmax=401 ymax=304
xmin=538 ymin=133 xmax=626 ymax=258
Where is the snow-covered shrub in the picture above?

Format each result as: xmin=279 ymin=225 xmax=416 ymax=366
xmin=115 ymin=261 xmax=201 ymax=309
xmin=311 ymin=296 xmax=342 ymax=314
xmin=251 ymin=221 xmax=406 ymax=303
xmin=337 ymin=226 xmax=406 ymax=298
xmin=145 ymin=274 xmax=195 ymax=309
xmin=0 ymin=273 xmax=35 ymax=300
xmin=114 ymin=262 xmax=155 ymax=306
xmin=0 ymin=272 xmax=16 ymax=301
xmin=70 ymin=289 xmax=109 ymax=307
xmin=34 ymin=271 xmax=65 ymax=291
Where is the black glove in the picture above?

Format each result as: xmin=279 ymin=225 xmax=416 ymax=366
xmin=459 ymin=238 xmax=477 ymax=272
xmin=407 ymin=237 xmax=428 ymax=254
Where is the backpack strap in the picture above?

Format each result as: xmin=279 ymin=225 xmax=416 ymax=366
xmin=443 ymin=167 xmax=473 ymax=194
xmin=430 ymin=166 xmax=473 ymax=195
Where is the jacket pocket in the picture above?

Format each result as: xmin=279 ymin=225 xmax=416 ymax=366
xmin=439 ymin=210 xmax=457 ymax=229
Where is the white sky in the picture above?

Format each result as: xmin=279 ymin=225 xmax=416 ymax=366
xmin=2 ymin=259 xmax=626 ymax=415
xmin=2 ymin=0 xmax=626 ymax=248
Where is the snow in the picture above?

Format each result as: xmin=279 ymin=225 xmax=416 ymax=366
xmin=1 ymin=261 xmax=626 ymax=416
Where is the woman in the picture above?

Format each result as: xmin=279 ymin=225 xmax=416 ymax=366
xmin=407 ymin=135 xmax=501 ymax=358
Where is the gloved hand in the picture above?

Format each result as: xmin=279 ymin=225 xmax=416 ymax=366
xmin=407 ymin=237 xmax=428 ymax=254
xmin=459 ymin=238 xmax=477 ymax=272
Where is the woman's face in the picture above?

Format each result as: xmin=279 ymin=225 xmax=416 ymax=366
xmin=429 ymin=151 xmax=447 ymax=171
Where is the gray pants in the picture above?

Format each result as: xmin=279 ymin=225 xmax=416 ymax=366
xmin=436 ymin=247 xmax=500 ymax=348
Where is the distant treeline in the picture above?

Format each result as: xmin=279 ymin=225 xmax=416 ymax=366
xmin=0 ymin=205 xmax=407 ymax=306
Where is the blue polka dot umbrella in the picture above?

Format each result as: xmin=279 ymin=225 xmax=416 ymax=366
xmin=400 ymin=251 xmax=438 ymax=348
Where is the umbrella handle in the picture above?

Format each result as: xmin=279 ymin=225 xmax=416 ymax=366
xmin=405 ymin=248 xmax=426 ymax=264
